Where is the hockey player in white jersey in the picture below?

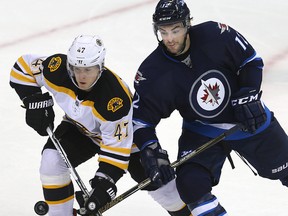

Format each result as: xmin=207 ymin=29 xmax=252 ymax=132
xmin=10 ymin=35 xmax=133 ymax=215
xmin=10 ymin=34 xmax=191 ymax=216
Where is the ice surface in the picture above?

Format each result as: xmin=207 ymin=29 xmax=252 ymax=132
xmin=1 ymin=0 xmax=288 ymax=215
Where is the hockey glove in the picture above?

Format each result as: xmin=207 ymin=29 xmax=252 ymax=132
xmin=231 ymin=88 xmax=267 ymax=133
xmin=76 ymin=174 xmax=117 ymax=215
xmin=140 ymin=142 xmax=175 ymax=188
xmin=22 ymin=92 xmax=55 ymax=136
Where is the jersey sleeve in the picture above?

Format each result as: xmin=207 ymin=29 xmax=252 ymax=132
xmin=132 ymin=53 xmax=178 ymax=150
xmin=196 ymin=21 xmax=264 ymax=91
xmin=10 ymin=54 xmax=47 ymax=99
xmin=132 ymin=91 xmax=161 ymax=150
xmin=218 ymin=22 xmax=264 ymax=91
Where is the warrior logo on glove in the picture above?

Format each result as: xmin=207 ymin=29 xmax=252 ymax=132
xmin=27 ymin=98 xmax=54 ymax=109
xmin=23 ymin=92 xmax=55 ymax=136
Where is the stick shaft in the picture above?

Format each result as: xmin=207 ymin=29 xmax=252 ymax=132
xmin=100 ymin=124 xmax=240 ymax=213
xmin=46 ymin=127 xmax=102 ymax=216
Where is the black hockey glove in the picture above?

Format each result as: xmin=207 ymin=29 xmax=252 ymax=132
xmin=76 ymin=174 xmax=117 ymax=215
xmin=22 ymin=92 xmax=55 ymax=136
xmin=231 ymin=88 xmax=267 ymax=133
xmin=140 ymin=142 xmax=175 ymax=188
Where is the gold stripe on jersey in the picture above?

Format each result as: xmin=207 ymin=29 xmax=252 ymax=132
xmin=10 ymin=56 xmax=38 ymax=86
xmin=44 ymin=77 xmax=76 ymax=99
xmin=100 ymin=143 xmax=131 ymax=155
xmin=10 ymin=69 xmax=37 ymax=84
xmin=18 ymin=56 xmax=33 ymax=76
xmin=45 ymin=73 xmax=107 ymax=122
xmin=98 ymin=156 xmax=129 ymax=170
xmin=90 ymin=101 xmax=106 ymax=122
xmin=99 ymin=143 xmax=131 ymax=171
xmin=107 ymin=67 xmax=133 ymax=101
xmin=44 ymin=77 xmax=107 ymax=122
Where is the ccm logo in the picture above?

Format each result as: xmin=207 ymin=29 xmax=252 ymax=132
xmin=231 ymin=93 xmax=259 ymax=106
xmin=272 ymin=162 xmax=288 ymax=173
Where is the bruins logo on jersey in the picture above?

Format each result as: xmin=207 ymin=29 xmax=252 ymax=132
xmin=107 ymin=97 xmax=123 ymax=112
xmin=48 ymin=56 xmax=62 ymax=72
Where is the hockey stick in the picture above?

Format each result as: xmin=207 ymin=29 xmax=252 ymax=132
xmin=98 ymin=124 xmax=241 ymax=214
xmin=45 ymin=127 xmax=102 ymax=216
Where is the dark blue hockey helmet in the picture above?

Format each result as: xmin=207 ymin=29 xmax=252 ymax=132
xmin=153 ymin=0 xmax=191 ymax=28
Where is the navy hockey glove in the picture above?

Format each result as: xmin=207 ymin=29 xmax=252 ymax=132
xmin=76 ymin=174 xmax=117 ymax=215
xmin=140 ymin=142 xmax=175 ymax=188
xmin=231 ymin=88 xmax=267 ymax=133
xmin=22 ymin=92 xmax=55 ymax=136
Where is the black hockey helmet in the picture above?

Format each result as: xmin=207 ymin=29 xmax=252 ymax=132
xmin=153 ymin=0 xmax=191 ymax=28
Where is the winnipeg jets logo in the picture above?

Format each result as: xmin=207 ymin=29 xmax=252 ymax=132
xmin=201 ymin=80 xmax=220 ymax=106
xmin=217 ymin=23 xmax=230 ymax=34
xmin=196 ymin=77 xmax=225 ymax=112
xmin=189 ymin=70 xmax=231 ymax=118
xmin=134 ymin=70 xmax=146 ymax=84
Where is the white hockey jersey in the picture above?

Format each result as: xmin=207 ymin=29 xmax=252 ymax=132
xmin=10 ymin=53 xmax=133 ymax=172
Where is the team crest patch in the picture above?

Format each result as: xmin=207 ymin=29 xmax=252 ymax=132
xmin=134 ymin=70 xmax=146 ymax=84
xmin=189 ymin=70 xmax=231 ymax=118
xmin=107 ymin=97 xmax=123 ymax=112
xmin=48 ymin=56 xmax=62 ymax=72
xmin=217 ymin=23 xmax=230 ymax=34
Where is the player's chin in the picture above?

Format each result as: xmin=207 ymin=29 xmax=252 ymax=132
xmin=167 ymin=46 xmax=180 ymax=55
xmin=78 ymin=84 xmax=91 ymax=91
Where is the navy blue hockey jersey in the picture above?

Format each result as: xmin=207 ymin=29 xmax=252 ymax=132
xmin=133 ymin=21 xmax=271 ymax=149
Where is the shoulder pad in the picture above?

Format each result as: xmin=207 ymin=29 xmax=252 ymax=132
xmin=41 ymin=54 xmax=70 ymax=86
xmin=92 ymin=69 xmax=132 ymax=121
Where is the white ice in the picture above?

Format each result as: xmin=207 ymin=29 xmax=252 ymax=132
xmin=0 ymin=0 xmax=288 ymax=215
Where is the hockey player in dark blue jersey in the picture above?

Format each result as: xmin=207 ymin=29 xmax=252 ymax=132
xmin=133 ymin=0 xmax=288 ymax=215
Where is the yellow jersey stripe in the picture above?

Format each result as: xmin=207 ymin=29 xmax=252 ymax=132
xmin=44 ymin=77 xmax=76 ymax=99
xmin=18 ymin=56 xmax=34 ymax=76
xmin=42 ymin=181 xmax=72 ymax=189
xmin=100 ymin=143 xmax=131 ymax=155
xmin=107 ymin=67 xmax=133 ymax=101
xmin=10 ymin=69 xmax=37 ymax=84
xmin=99 ymin=157 xmax=129 ymax=170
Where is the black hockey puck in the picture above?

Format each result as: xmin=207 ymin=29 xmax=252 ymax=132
xmin=34 ymin=201 xmax=49 ymax=215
